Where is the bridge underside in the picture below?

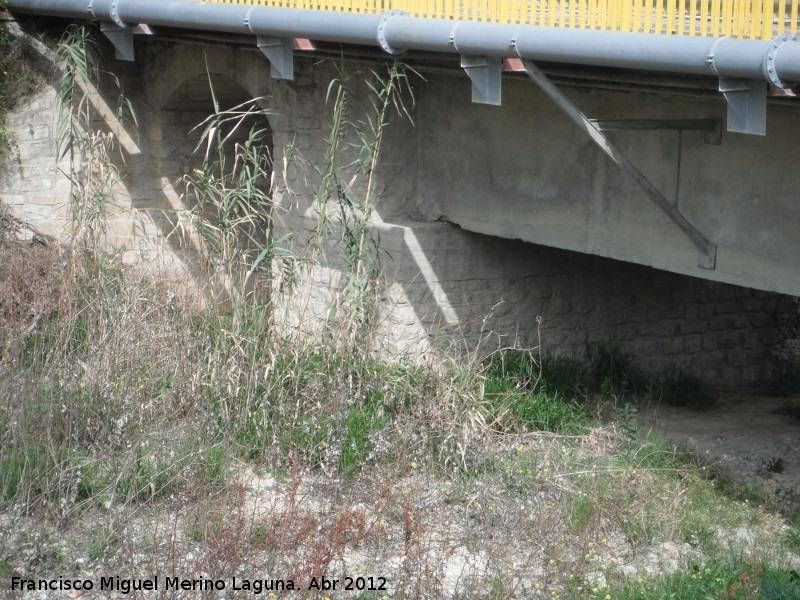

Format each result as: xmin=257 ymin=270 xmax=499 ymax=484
xmin=394 ymin=59 xmax=800 ymax=297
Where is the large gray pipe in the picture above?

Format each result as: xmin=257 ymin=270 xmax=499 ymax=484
xmin=9 ymin=0 xmax=800 ymax=85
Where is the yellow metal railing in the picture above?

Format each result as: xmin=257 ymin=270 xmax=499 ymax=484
xmin=208 ymin=0 xmax=798 ymax=39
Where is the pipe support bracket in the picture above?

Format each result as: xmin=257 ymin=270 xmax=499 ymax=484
xmin=719 ymin=77 xmax=767 ymax=135
xmin=257 ymin=36 xmax=294 ymax=80
xmin=461 ymin=54 xmax=502 ymax=105
xmin=101 ymin=21 xmax=134 ymax=61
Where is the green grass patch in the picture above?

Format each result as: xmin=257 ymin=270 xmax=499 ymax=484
xmin=606 ymin=560 xmax=800 ymax=600
xmin=484 ymin=350 xmax=588 ymax=399
xmin=484 ymin=350 xmax=592 ymax=434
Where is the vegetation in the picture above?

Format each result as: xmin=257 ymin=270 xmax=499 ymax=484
xmin=772 ymin=356 xmax=800 ymax=398
xmin=605 ymin=559 xmax=800 ymax=600
xmin=0 ymin=22 xmax=798 ymax=600
xmin=1 ymin=1 xmax=46 ymax=160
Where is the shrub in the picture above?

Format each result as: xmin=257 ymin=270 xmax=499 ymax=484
xmin=770 ymin=357 xmax=800 ymax=397
xmin=0 ymin=8 xmax=46 ymax=161
xmin=539 ymin=355 xmax=587 ymax=399
xmin=656 ymin=367 xmax=717 ymax=411
xmin=588 ymin=342 xmax=649 ymax=397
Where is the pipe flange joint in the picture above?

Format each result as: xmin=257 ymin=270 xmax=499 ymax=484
xmin=109 ymin=0 xmax=125 ymax=28
xmin=763 ymin=33 xmax=796 ymax=88
xmin=88 ymin=0 xmax=126 ymax=28
xmin=377 ymin=10 xmax=407 ymax=55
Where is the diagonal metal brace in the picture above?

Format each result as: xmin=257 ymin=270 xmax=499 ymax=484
xmin=257 ymin=36 xmax=294 ymax=81
xmin=523 ymin=60 xmax=717 ymax=270
xmin=461 ymin=55 xmax=502 ymax=106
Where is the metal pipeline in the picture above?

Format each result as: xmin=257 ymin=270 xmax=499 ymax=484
xmin=8 ymin=0 xmax=800 ymax=85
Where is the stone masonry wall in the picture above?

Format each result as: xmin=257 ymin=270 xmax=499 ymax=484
xmin=277 ymin=218 xmax=790 ymax=387
xmin=0 ymin=28 xmax=792 ymax=389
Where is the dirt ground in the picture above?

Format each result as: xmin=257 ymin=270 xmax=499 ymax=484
xmin=640 ymin=392 xmax=800 ymax=512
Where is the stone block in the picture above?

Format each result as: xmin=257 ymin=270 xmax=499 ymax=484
xmin=0 ymin=194 xmax=25 ymax=206
xmin=714 ymin=300 xmax=743 ymax=315
xmin=20 ymin=165 xmax=46 ymax=179
xmin=758 ymin=329 xmax=780 ymax=346
xmin=749 ymin=313 xmax=771 ymax=327
xmin=726 ymin=349 xmax=748 ymax=368
xmin=684 ymin=335 xmax=702 ymax=354
xmin=676 ymin=320 xmax=706 ymax=335
xmin=28 ymin=195 xmax=55 ymax=207
xmin=154 ymin=160 xmax=180 ymax=175
xmin=631 ymin=338 xmax=660 ymax=358
xmin=663 ymin=337 xmax=684 ymax=355
xmin=32 ymin=126 xmax=51 ymax=141
xmin=636 ymin=292 xmax=658 ymax=308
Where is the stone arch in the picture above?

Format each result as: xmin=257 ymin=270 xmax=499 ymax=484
xmin=139 ymin=70 xmax=275 ymax=302
xmin=159 ymin=72 xmax=274 ymax=187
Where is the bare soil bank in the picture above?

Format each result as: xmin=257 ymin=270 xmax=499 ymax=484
xmin=640 ymin=392 xmax=800 ymax=512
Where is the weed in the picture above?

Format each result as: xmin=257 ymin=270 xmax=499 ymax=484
xmin=504 ymin=391 xmax=590 ymax=434
xmin=784 ymin=520 xmax=800 ymax=552
xmin=1 ymin=7 xmax=46 ymax=161
xmin=589 ymin=342 xmax=649 ymax=397
xmin=655 ymin=366 xmax=717 ymax=410
xmin=87 ymin=528 xmax=118 ymax=560
xmin=483 ymin=349 xmax=592 ymax=433
xmin=771 ymin=357 xmax=800 ymax=397
xmin=606 ymin=559 xmax=800 ymax=600
xmin=183 ymin=96 xmax=281 ymax=307
xmin=759 ymin=567 xmax=800 ymax=599
xmin=783 ymin=400 xmax=800 ymax=421
xmin=540 ymin=355 xmax=588 ymax=399
xmin=625 ymin=436 xmax=690 ymax=471
xmin=565 ymin=495 xmax=596 ymax=534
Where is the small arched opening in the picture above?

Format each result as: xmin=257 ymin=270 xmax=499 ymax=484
xmin=158 ymin=73 xmax=275 ymax=304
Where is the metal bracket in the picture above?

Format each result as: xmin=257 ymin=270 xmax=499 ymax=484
xmin=523 ymin=60 xmax=717 ymax=270
xmin=719 ymin=77 xmax=767 ymax=136
xmin=100 ymin=22 xmax=134 ymax=62
xmin=461 ymin=55 xmax=502 ymax=106
xmin=257 ymin=36 xmax=293 ymax=81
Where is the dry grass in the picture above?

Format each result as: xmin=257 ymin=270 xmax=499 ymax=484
xmin=0 ymin=233 xmax=798 ymax=599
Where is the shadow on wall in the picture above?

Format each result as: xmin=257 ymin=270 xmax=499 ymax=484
xmin=369 ymin=219 xmax=792 ymax=387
